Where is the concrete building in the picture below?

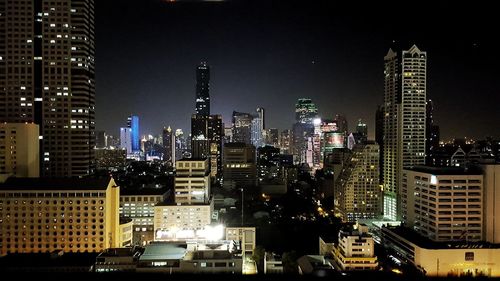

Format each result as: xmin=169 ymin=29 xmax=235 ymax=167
xmin=225 ymin=227 xmax=256 ymax=259
xmin=402 ymin=166 xmax=483 ymax=242
xmin=335 ymin=142 xmax=381 ymax=222
xmin=383 ymin=45 xmax=427 ymax=221
xmin=153 ymin=202 xmax=213 ymax=240
xmin=0 ymin=123 xmax=39 ymax=178
xmin=0 ymin=177 xmax=123 ymax=255
xmin=0 ymin=0 xmax=96 ymax=177
xmin=175 ymin=159 xmax=210 ymax=205
xmin=223 ymin=143 xmax=256 ymax=189
xmin=382 ymin=226 xmax=500 ymax=277
xmin=480 ymin=164 xmax=500 ymax=244
xmin=94 ymin=247 xmax=143 ymax=272
xmin=331 ymin=223 xmax=378 ymax=271
xmin=119 ymin=218 xmax=133 ymax=247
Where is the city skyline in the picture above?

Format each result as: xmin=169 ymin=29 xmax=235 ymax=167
xmin=95 ymin=0 xmax=498 ymax=140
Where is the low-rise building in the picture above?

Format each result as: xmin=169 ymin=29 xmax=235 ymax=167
xmin=154 ymin=202 xmax=213 ymax=241
xmin=94 ymin=247 xmax=143 ymax=272
xmin=382 ymin=226 xmax=500 ymax=277
xmin=331 ymin=223 xmax=378 ymax=271
xmin=0 ymin=177 xmax=122 ymax=255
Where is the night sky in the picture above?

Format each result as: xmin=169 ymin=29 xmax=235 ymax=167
xmin=95 ymin=0 xmax=498 ymax=140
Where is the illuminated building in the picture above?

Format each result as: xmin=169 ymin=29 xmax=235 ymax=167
xmin=175 ymin=159 xmax=211 ymax=205
xmin=222 ymin=143 xmax=257 ymax=189
xmin=251 ymin=117 xmax=264 ymax=148
xmin=195 ymin=62 xmax=210 ymax=116
xmin=257 ymin=145 xmax=281 ymax=180
xmin=154 ymin=203 xmax=214 ymax=240
xmin=127 ymin=115 xmax=140 ymax=153
xmin=335 ymin=142 xmax=381 ymax=222
xmin=232 ymin=111 xmax=253 ymax=145
xmin=293 ymin=99 xmax=318 ymax=164
xmin=94 ymin=147 xmax=126 ymax=170
xmin=402 ymin=166 xmax=483 ymax=242
xmin=265 ymin=128 xmax=279 ymax=147
xmin=162 ymin=126 xmax=175 ymax=165
xmin=120 ymin=189 xmax=170 ymax=243
xmin=426 ymin=100 xmax=440 ymax=165
xmin=0 ymin=123 xmax=39 ymax=178
xmin=330 ymin=223 xmax=378 ymax=271
xmin=295 ymin=98 xmax=318 ymax=124
xmin=279 ymin=129 xmax=291 ymax=154
xmin=381 ymin=226 xmax=500 ymax=277
xmin=0 ymin=0 xmax=95 ymax=177
xmin=0 ymin=176 xmax=123 ymax=255
xmin=355 ymin=119 xmax=367 ymax=144
xmin=225 ymin=227 xmax=256 ymax=260
xmin=383 ymin=45 xmax=427 ymax=221
xmin=120 ymin=127 xmax=132 ymax=155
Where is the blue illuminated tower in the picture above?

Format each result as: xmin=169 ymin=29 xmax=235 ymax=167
xmin=127 ymin=115 xmax=140 ymax=152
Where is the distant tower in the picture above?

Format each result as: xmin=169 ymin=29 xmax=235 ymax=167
xmin=375 ymin=105 xmax=384 ymax=185
xmin=425 ymin=100 xmax=440 ymax=166
xmin=383 ymin=45 xmax=427 ymax=220
xmin=195 ymin=62 xmax=210 ymax=116
xmin=162 ymin=126 xmax=175 ymax=165
xmin=127 ymin=115 xmax=140 ymax=152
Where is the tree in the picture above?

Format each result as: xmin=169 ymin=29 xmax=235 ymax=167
xmin=252 ymin=245 xmax=266 ymax=273
xmin=282 ymin=250 xmax=299 ymax=274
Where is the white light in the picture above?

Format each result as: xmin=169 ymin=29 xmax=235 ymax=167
xmin=313 ymin=118 xmax=321 ymax=126
xmin=431 ymin=175 xmax=437 ymax=185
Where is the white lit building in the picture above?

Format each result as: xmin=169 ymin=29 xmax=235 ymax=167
xmin=175 ymin=159 xmax=210 ymax=205
xmin=402 ymin=166 xmax=483 ymax=242
xmin=331 ymin=223 xmax=378 ymax=271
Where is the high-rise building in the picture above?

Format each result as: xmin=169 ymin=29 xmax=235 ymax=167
xmin=256 ymin=107 xmax=265 ymax=130
xmin=402 ymin=166 xmax=483 ymax=242
xmin=335 ymin=142 xmax=381 ymax=222
xmin=257 ymin=146 xmax=281 ymax=180
xmin=127 ymin=115 xmax=140 ymax=153
xmin=426 ymin=100 xmax=440 ymax=166
xmin=223 ymin=143 xmax=257 ymax=189
xmin=175 ymin=129 xmax=187 ymax=160
xmin=208 ymin=115 xmax=223 ymax=181
xmin=174 ymin=159 xmax=211 ymax=205
xmin=195 ymin=62 xmax=210 ymax=116
xmin=265 ymin=128 xmax=279 ymax=147
xmin=279 ymin=129 xmax=291 ymax=155
xmin=251 ymin=117 xmax=264 ymax=148
xmin=334 ymin=114 xmax=348 ymax=136
xmin=232 ymin=111 xmax=253 ymax=145
xmin=355 ymin=119 xmax=368 ymax=144
xmin=162 ymin=126 xmax=175 ymax=165
xmin=295 ymin=98 xmax=318 ymax=124
xmin=95 ymin=131 xmax=107 ymax=149
xmin=383 ymin=45 xmax=427 ymax=220
xmin=0 ymin=0 xmax=96 ymax=177
xmin=375 ymin=105 xmax=384 ymax=185
xmin=0 ymin=123 xmax=40 ymax=178
xmin=120 ymin=127 xmax=132 ymax=155
xmin=293 ymin=98 xmax=318 ymax=164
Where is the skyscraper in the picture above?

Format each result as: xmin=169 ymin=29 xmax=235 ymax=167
xmin=0 ymin=0 xmax=96 ymax=177
xmin=375 ymin=105 xmax=384 ymax=185
xmin=162 ymin=126 xmax=175 ymax=165
xmin=195 ymin=62 xmax=210 ymax=116
xmin=127 ymin=115 xmax=140 ymax=152
xmin=426 ymin=100 xmax=440 ymax=166
xmin=293 ymin=98 xmax=318 ymax=164
xmin=383 ymin=45 xmax=427 ymax=220
xmin=295 ymin=98 xmax=318 ymax=124
xmin=232 ymin=111 xmax=253 ymax=145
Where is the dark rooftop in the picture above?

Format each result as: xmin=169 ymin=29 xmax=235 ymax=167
xmin=120 ymin=187 xmax=169 ymax=196
xmin=405 ymin=165 xmax=483 ymax=175
xmin=0 ymin=251 xmax=98 ymax=270
xmin=0 ymin=177 xmax=113 ymax=191
xmin=383 ymin=226 xmax=500 ymax=249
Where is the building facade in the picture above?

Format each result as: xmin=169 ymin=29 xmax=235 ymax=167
xmin=383 ymin=45 xmax=427 ymax=220
xmin=0 ymin=177 xmax=122 ymax=255
xmin=223 ymin=143 xmax=257 ymax=189
xmin=0 ymin=0 xmax=96 ymax=177
xmin=175 ymin=159 xmax=210 ymax=205
xmin=0 ymin=123 xmax=39 ymax=178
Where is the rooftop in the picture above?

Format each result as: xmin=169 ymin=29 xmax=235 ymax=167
xmin=383 ymin=226 xmax=500 ymax=249
xmin=405 ymin=165 xmax=483 ymax=175
xmin=120 ymin=187 xmax=169 ymax=196
xmin=0 ymin=177 xmax=113 ymax=191
xmin=97 ymin=247 xmax=144 ymax=258
xmin=0 ymin=251 xmax=98 ymax=268
xmin=139 ymin=242 xmax=187 ymax=261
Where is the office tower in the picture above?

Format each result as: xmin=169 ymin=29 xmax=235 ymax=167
xmin=208 ymin=114 xmax=223 ymax=181
xmin=175 ymin=129 xmax=186 ymax=160
xmin=402 ymin=166 xmax=483 ymax=242
xmin=334 ymin=114 xmax=348 ymax=136
xmin=335 ymin=142 xmax=380 ymax=222
xmin=266 ymin=128 xmax=279 ymax=147
xmin=120 ymin=127 xmax=132 ymax=155
xmin=356 ymin=119 xmax=368 ymax=144
xmin=223 ymin=143 xmax=257 ymax=189
xmin=257 ymin=145 xmax=282 ymax=180
xmin=426 ymin=100 xmax=440 ymax=166
xmin=95 ymin=131 xmax=107 ymax=149
xmin=162 ymin=126 xmax=175 ymax=165
xmin=375 ymin=105 xmax=384 ymax=185
xmin=0 ymin=177 xmax=123 ymax=255
xmin=280 ymin=129 xmax=291 ymax=155
xmin=0 ymin=0 xmax=96 ymax=177
xmin=174 ymin=158 xmax=211 ymax=205
xmin=256 ymin=107 xmax=265 ymax=130
xmin=127 ymin=115 xmax=140 ymax=153
xmin=319 ymin=119 xmax=337 ymax=164
xmin=223 ymin=127 xmax=233 ymax=144
xmin=154 ymin=159 xmax=213 ymax=240
xmin=0 ymin=123 xmax=40 ymax=178
xmin=295 ymin=98 xmax=318 ymax=124
xmin=383 ymin=45 xmax=427 ymax=221
xmin=251 ymin=117 xmax=264 ymax=148
xmin=191 ymin=115 xmax=210 ymax=159
xmin=293 ymin=98 xmax=317 ymax=164
xmin=232 ymin=111 xmax=253 ymax=145
xmin=195 ymin=62 xmax=210 ymax=116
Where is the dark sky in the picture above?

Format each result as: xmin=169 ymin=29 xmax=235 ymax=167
xmin=95 ymin=0 xmax=498 ymax=140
